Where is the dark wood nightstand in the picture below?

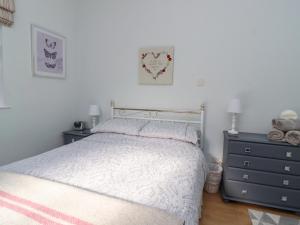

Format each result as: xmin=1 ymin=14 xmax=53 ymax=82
xmin=63 ymin=130 xmax=92 ymax=145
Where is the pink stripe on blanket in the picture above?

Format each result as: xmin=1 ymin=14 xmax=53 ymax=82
xmin=0 ymin=191 xmax=93 ymax=225
xmin=0 ymin=199 xmax=63 ymax=225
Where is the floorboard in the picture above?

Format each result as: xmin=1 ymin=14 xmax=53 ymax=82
xmin=199 ymin=192 xmax=300 ymax=225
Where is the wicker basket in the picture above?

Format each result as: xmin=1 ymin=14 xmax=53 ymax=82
xmin=205 ymin=163 xmax=223 ymax=194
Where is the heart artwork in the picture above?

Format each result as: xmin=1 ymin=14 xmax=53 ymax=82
xmin=141 ymin=51 xmax=173 ymax=80
xmin=139 ymin=47 xmax=174 ymax=85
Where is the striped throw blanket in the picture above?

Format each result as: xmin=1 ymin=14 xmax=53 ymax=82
xmin=0 ymin=172 xmax=184 ymax=225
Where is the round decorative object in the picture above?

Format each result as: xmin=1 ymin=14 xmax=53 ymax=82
xmin=280 ymin=110 xmax=298 ymax=120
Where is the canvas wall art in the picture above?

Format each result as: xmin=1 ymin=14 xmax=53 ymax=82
xmin=31 ymin=25 xmax=66 ymax=79
xmin=139 ymin=47 xmax=174 ymax=85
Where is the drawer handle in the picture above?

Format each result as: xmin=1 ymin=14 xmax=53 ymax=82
xmin=241 ymin=189 xmax=247 ymax=195
xmin=283 ymin=180 xmax=289 ymax=186
xmin=286 ymin=152 xmax=292 ymax=158
xmin=284 ymin=166 xmax=291 ymax=172
xmin=245 ymin=147 xmax=251 ymax=153
xmin=72 ymin=138 xmax=75 ymax=143
xmin=281 ymin=196 xmax=288 ymax=202
xmin=244 ymin=161 xmax=251 ymax=167
xmin=242 ymin=174 xmax=249 ymax=180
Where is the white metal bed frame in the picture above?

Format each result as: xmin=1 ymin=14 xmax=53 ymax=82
xmin=110 ymin=101 xmax=206 ymax=150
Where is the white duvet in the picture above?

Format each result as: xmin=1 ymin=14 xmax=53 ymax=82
xmin=0 ymin=133 xmax=207 ymax=225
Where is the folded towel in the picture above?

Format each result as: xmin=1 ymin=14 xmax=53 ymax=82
xmin=285 ymin=130 xmax=300 ymax=146
xmin=272 ymin=119 xmax=300 ymax=132
xmin=267 ymin=128 xmax=285 ymax=141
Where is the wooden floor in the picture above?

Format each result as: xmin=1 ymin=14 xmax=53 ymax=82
xmin=199 ymin=192 xmax=300 ymax=225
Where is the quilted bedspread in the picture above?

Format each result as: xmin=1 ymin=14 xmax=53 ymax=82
xmin=1 ymin=133 xmax=207 ymax=225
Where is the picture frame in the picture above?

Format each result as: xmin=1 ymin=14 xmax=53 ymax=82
xmin=31 ymin=24 xmax=66 ymax=79
xmin=138 ymin=47 xmax=174 ymax=85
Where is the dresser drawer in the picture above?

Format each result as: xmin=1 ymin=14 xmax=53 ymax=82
xmin=228 ymin=154 xmax=300 ymax=176
xmin=229 ymin=141 xmax=300 ymax=162
xmin=224 ymin=180 xmax=300 ymax=209
xmin=225 ymin=167 xmax=300 ymax=190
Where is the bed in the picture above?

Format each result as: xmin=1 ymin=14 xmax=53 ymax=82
xmin=0 ymin=102 xmax=207 ymax=225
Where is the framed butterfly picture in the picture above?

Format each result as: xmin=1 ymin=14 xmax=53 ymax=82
xmin=31 ymin=25 xmax=66 ymax=79
xmin=139 ymin=47 xmax=174 ymax=85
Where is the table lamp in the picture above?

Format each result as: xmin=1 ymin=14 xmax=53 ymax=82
xmin=227 ymin=98 xmax=241 ymax=135
xmin=89 ymin=105 xmax=100 ymax=129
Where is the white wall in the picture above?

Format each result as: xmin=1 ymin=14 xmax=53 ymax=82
xmin=1 ymin=0 xmax=299 ymax=165
xmin=0 ymin=0 xmax=81 ymax=165
xmin=77 ymin=0 xmax=300 ymax=160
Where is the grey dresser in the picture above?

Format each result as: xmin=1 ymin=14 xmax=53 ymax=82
xmin=222 ymin=131 xmax=300 ymax=213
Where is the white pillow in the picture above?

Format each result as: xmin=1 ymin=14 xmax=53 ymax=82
xmin=91 ymin=118 xmax=149 ymax=136
xmin=139 ymin=120 xmax=199 ymax=144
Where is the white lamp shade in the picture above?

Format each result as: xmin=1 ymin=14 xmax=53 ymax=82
xmin=89 ymin=105 xmax=100 ymax=116
xmin=227 ymin=98 xmax=241 ymax=114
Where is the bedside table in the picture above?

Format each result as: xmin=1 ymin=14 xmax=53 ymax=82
xmin=63 ymin=130 xmax=92 ymax=145
xmin=222 ymin=131 xmax=300 ymax=213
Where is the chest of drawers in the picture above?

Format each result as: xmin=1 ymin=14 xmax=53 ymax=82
xmin=222 ymin=131 xmax=300 ymax=213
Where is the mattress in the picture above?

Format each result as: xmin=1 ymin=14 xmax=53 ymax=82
xmin=0 ymin=132 xmax=207 ymax=225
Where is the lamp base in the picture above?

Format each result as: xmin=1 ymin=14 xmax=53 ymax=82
xmin=228 ymin=129 xmax=239 ymax=135
xmin=91 ymin=116 xmax=98 ymax=129
xmin=228 ymin=113 xmax=239 ymax=136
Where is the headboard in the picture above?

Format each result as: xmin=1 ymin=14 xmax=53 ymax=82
xmin=110 ymin=101 xmax=206 ymax=150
